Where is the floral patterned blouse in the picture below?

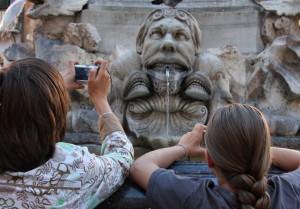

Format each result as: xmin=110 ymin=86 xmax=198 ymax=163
xmin=0 ymin=113 xmax=134 ymax=209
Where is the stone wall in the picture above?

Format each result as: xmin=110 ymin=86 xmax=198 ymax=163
xmin=78 ymin=0 xmax=264 ymax=54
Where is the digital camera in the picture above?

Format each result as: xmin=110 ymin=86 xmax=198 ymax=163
xmin=74 ymin=64 xmax=100 ymax=84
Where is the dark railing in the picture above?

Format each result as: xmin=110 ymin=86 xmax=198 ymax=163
xmin=96 ymin=161 xmax=285 ymax=209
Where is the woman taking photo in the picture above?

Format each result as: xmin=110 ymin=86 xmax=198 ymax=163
xmin=0 ymin=58 xmax=133 ymax=208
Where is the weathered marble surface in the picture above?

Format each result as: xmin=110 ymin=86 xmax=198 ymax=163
xmin=26 ymin=0 xmax=89 ymax=19
xmin=78 ymin=0 xmax=264 ymax=54
xmin=4 ymin=43 xmax=35 ymax=61
xmin=0 ymin=0 xmax=26 ymax=37
xmin=109 ymin=9 xmax=233 ymax=150
xmin=255 ymin=0 xmax=300 ymax=16
xmin=261 ymin=13 xmax=300 ymax=46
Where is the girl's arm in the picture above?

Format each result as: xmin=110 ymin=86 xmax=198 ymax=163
xmin=271 ymin=147 xmax=300 ymax=171
xmin=130 ymin=124 xmax=206 ymax=190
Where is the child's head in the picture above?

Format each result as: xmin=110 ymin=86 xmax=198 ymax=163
xmin=0 ymin=58 xmax=69 ymax=172
xmin=205 ymin=103 xmax=271 ymax=209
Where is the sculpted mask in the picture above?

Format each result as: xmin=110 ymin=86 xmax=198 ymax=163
xmin=112 ymin=9 xmax=233 ymax=151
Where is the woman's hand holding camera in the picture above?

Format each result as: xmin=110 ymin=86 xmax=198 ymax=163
xmin=61 ymin=61 xmax=85 ymax=90
xmin=87 ymin=59 xmax=112 ymax=117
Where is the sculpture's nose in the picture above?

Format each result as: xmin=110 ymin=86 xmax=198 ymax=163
xmin=160 ymin=34 xmax=176 ymax=52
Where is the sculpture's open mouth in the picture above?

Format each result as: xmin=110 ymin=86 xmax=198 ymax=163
xmin=146 ymin=63 xmax=211 ymax=100
xmin=148 ymin=63 xmax=187 ymax=75
xmin=122 ymin=63 xmax=211 ymax=101
xmin=146 ymin=63 xmax=188 ymax=95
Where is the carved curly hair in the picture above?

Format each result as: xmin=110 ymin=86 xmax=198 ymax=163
xmin=205 ymin=103 xmax=271 ymax=209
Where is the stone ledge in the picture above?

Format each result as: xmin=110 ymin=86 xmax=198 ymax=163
xmin=272 ymin=137 xmax=300 ymax=150
xmin=88 ymin=0 xmax=261 ymax=11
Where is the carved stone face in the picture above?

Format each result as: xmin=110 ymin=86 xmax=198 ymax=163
xmin=141 ymin=17 xmax=196 ymax=71
xmin=139 ymin=17 xmax=198 ymax=96
xmin=114 ymin=9 xmax=231 ymax=150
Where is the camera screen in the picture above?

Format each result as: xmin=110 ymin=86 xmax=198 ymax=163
xmin=74 ymin=65 xmax=94 ymax=83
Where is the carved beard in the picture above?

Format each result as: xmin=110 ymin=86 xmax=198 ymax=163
xmin=126 ymin=96 xmax=208 ymax=148
xmin=122 ymin=64 xmax=211 ymax=149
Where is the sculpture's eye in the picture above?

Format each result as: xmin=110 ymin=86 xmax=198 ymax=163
xmin=150 ymin=30 xmax=163 ymax=40
xmin=175 ymin=33 xmax=187 ymax=41
xmin=175 ymin=32 xmax=187 ymax=41
xmin=214 ymin=72 xmax=224 ymax=80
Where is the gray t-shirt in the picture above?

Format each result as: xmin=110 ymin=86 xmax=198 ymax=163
xmin=147 ymin=167 xmax=300 ymax=209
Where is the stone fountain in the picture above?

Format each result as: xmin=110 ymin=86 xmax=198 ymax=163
xmin=0 ymin=1 xmax=300 ymax=207
xmin=1 ymin=0 xmax=299 ymax=156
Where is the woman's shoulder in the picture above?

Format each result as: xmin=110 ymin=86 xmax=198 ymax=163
xmin=268 ymin=167 xmax=300 ymax=193
xmin=56 ymin=142 xmax=90 ymax=153
xmin=150 ymin=168 xmax=216 ymax=189
xmin=269 ymin=167 xmax=300 ymax=183
xmin=54 ymin=142 xmax=95 ymax=163
xmin=268 ymin=168 xmax=300 ymax=208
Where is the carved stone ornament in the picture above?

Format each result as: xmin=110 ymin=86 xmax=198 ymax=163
xmin=111 ymin=9 xmax=233 ymax=150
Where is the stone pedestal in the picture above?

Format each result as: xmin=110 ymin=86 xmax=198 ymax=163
xmin=77 ymin=0 xmax=264 ymax=54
